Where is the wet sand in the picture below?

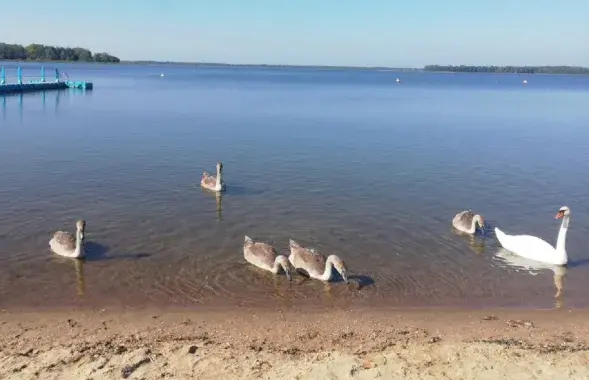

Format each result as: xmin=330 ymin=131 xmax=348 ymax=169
xmin=2 ymin=307 xmax=589 ymax=379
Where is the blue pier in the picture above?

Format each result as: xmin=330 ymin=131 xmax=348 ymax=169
xmin=0 ymin=65 xmax=93 ymax=94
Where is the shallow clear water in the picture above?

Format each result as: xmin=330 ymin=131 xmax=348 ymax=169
xmin=2 ymin=62 xmax=589 ymax=310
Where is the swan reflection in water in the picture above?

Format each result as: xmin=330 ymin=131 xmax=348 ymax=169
xmin=495 ymin=248 xmax=567 ymax=308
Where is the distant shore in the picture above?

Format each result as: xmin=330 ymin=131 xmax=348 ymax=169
xmin=2 ymin=59 xmax=588 ymax=75
xmin=2 ymin=307 xmax=589 ymax=379
xmin=0 ymin=42 xmax=119 ymax=63
xmin=116 ymin=62 xmax=589 ymax=75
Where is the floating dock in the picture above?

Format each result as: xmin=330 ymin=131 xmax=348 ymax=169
xmin=0 ymin=66 xmax=93 ymax=94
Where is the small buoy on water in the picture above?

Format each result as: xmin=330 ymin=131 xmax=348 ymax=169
xmin=396 ymin=77 xmax=401 ymax=83
xmin=160 ymin=73 xmax=164 ymax=77
xmin=522 ymin=79 xmax=527 ymax=84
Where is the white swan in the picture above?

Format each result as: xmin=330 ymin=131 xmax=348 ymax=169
xmin=49 ymin=220 xmax=86 ymax=258
xmin=243 ymin=236 xmax=292 ymax=281
xmin=495 ymin=206 xmax=570 ymax=265
xmin=288 ymin=239 xmax=348 ymax=283
xmin=201 ymin=162 xmax=225 ymax=192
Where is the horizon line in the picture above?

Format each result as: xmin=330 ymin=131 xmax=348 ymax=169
xmin=2 ymin=59 xmax=589 ymax=73
xmin=118 ymin=60 xmax=589 ymax=70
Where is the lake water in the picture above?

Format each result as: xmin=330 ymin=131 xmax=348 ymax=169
xmin=2 ymin=62 xmax=589 ymax=311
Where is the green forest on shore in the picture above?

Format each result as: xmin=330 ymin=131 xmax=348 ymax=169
xmin=423 ymin=65 xmax=589 ymax=75
xmin=0 ymin=42 xmax=119 ymax=63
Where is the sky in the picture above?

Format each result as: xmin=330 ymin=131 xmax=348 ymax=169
xmin=0 ymin=0 xmax=587 ymax=67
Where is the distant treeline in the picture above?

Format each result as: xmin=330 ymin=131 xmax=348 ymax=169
xmin=122 ymin=60 xmax=420 ymax=72
xmin=0 ymin=42 xmax=120 ymax=63
xmin=424 ymin=65 xmax=589 ymax=75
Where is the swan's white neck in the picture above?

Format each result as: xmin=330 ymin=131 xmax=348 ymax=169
xmin=74 ymin=230 xmax=84 ymax=258
xmin=470 ymin=215 xmax=481 ymax=233
xmin=555 ymin=215 xmax=569 ymax=263
xmin=215 ymin=167 xmax=223 ymax=190
xmin=320 ymin=257 xmax=334 ymax=281
xmin=271 ymin=257 xmax=283 ymax=274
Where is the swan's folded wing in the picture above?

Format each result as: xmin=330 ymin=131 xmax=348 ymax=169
xmin=500 ymin=233 xmax=556 ymax=255
xmin=291 ymin=247 xmax=326 ymax=271
xmin=248 ymin=242 xmax=278 ymax=267
xmin=453 ymin=210 xmax=474 ymax=228
xmin=201 ymin=175 xmax=217 ymax=188
xmin=52 ymin=231 xmax=76 ymax=250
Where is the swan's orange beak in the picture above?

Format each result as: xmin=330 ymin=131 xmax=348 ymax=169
xmin=555 ymin=211 xmax=564 ymax=219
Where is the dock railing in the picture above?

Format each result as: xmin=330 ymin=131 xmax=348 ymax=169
xmin=0 ymin=65 xmax=90 ymax=93
xmin=0 ymin=65 xmax=66 ymax=85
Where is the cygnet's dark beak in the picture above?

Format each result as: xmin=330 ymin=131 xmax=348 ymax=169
xmin=341 ymin=268 xmax=349 ymax=284
xmin=285 ymin=268 xmax=292 ymax=282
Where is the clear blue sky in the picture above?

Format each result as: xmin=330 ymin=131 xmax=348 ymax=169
xmin=0 ymin=0 xmax=587 ymax=67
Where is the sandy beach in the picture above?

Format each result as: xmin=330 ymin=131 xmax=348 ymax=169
xmin=2 ymin=307 xmax=589 ymax=379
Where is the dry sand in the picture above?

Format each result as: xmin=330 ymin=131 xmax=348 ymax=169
xmin=1 ymin=307 xmax=589 ymax=379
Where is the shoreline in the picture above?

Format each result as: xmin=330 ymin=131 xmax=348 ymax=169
xmin=2 ymin=60 xmax=588 ymax=76
xmin=0 ymin=301 xmax=577 ymax=314
xmin=2 ymin=307 xmax=589 ymax=379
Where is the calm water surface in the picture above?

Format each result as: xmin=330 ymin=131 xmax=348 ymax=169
xmin=2 ymin=62 xmax=589 ymax=310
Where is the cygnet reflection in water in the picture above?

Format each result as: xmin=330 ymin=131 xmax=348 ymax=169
xmin=200 ymin=187 xmax=223 ymax=221
xmin=453 ymin=228 xmax=487 ymax=255
xmin=74 ymin=259 xmax=85 ymax=297
xmin=50 ymin=255 xmax=86 ymax=298
xmin=215 ymin=192 xmax=223 ymax=221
